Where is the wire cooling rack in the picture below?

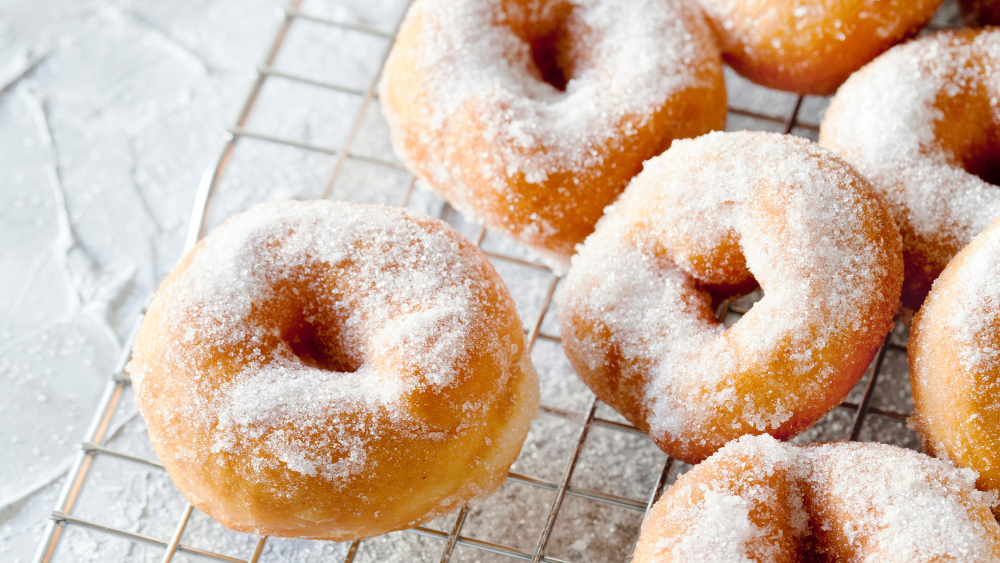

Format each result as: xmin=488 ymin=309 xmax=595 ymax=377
xmin=31 ymin=1 xmax=962 ymax=562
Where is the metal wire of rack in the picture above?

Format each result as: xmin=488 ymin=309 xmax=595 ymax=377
xmin=30 ymin=1 xmax=953 ymax=561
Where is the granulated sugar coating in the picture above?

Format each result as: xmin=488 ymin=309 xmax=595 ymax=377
xmin=820 ymin=28 xmax=1000 ymax=311
xmin=558 ymin=131 xmax=903 ymax=464
xmin=698 ymin=0 xmax=943 ymax=95
xmin=126 ymin=200 xmax=539 ymax=541
xmin=632 ymin=435 xmax=1000 ymax=563
xmin=379 ymin=0 xmax=727 ymax=268
xmin=909 ymin=214 xmax=1000 ymax=512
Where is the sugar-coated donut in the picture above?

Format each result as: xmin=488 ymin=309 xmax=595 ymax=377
xmin=909 ymin=215 xmax=1000 ymax=511
xmin=127 ymin=201 xmax=539 ymax=540
xmin=698 ymin=0 xmax=943 ymax=95
xmin=558 ymin=131 xmax=903 ymax=464
xmin=821 ymin=29 xmax=1000 ymax=311
xmin=379 ymin=0 xmax=726 ymax=270
xmin=632 ymin=435 xmax=1000 ymax=563
xmin=961 ymin=0 xmax=1000 ymax=25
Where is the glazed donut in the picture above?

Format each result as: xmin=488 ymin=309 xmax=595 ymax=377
xmin=909 ymin=215 xmax=1000 ymax=511
xmin=698 ymin=0 xmax=943 ymax=95
xmin=960 ymin=0 xmax=1000 ymax=25
xmin=558 ymin=131 xmax=903 ymax=464
xmin=632 ymin=434 xmax=1000 ymax=562
xmin=379 ymin=0 xmax=726 ymax=269
xmin=127 ymin=201 xmax=539 ymax=540
xmin=820 ymin=28 xmax=1000 ymax=311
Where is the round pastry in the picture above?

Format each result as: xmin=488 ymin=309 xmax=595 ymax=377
xmin=960 ymin=0 xmax=1000 ymax=25
xmin=820 ymin=28 xmax=1000 ymax=311
xmin=379 ymin=0 xmax=727 ymax=270
xmin=909 ymin=214 xmax=1000 ymax=509
xmin=698 ymin=0 xmax=943 ymax=95
xmin=558 ymin=131 xmax=903 ymax=464
xmin=127 ymin=200 xmax=539 ymax=540
xmin=632 ymin=434 xmax=1000 ymax=562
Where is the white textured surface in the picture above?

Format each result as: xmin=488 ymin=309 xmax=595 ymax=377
xmin=0 ymin=0 xmax=401 ymax=559
xmin=0 ymin=1 xmax=961 ymax=562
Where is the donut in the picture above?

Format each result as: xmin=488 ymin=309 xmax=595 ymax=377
xmin=820 ymin=28 xmax=1000 ymax=311
xmin=698 ymin=0 xmax=943 ymax=95
xmin=632 ymin=434 xmax=1000 ymax=562
xmin=909 ymin=215 xmax=1000 ymax=511
xmin=379 ymin=0 xmax=726 ymax=270
xmin=558 ymin=131 xmax=903 ymax=464
xmin=960 ymin=0 xmax=1000 ymax=25
xmin=126 ymin=201 xmax=539 ymax=540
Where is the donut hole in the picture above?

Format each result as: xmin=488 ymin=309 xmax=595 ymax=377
xmin=707 ymin=283 xmax=762 ymax=325
xmin=526 ymin=16 xmax=573 ymax=91
xmin=962 ymin=142 xmax=1000 ymax=186
xmin=656 ymin=231 xmax=759 ymax=303
xmin=690 ymin=241 xmax=759 ymax=300
xmin=508 ymin=1 xmax=591 ymax=92
xmin=646 ymin=243 xmax=761 ymax=326
xmin=935 ymin=88 xmax=1000 ymax=186
xmin=285 ymin=313 xmax=363 ymax=373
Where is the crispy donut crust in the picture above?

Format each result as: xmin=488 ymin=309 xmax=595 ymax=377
xmin=379 ymin=0 xmax=726 ymax=267
xmin=558 ymin=132 xmax=903 ymax=464
xmin=632 ymin=435 xmax=1000 ymax=562
xmin=699 ymin=0 xmax=943 ymax=95
xmin=910 ymin=215 xmax=1000 ymax=515
xmin=128 ymin=201 xmax=539 ymax=540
